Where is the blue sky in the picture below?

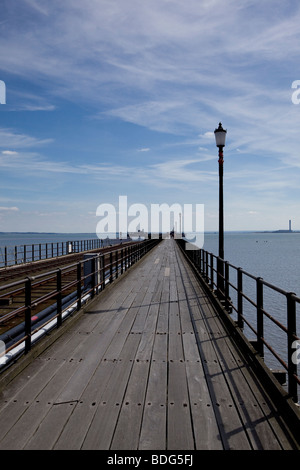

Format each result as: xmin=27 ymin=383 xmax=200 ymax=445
xmin=1 ymin=0 xmax=300 ymax=233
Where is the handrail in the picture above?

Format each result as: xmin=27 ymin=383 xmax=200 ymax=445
xmin=0 ymin=237 xmax=124 ymax=267
xmin=0 ymin=238 xmax=161 ymax=369
xmin=176 ymin=239 xmax=300 ymax=403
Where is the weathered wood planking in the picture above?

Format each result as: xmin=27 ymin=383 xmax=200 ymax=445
xmin=0 ymin=239 xmax=297 ymax=450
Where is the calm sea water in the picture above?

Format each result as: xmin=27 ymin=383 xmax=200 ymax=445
xmin=202 ymin=231 xmax=300 ymax=295
xmin=0 ymin=231 xmax=299 ymax=374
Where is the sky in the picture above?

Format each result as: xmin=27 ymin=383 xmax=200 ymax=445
xmin=1 ymin=0 xmax=300 ymax=234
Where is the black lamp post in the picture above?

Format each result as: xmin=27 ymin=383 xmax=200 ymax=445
xmin=214 ymin=122 xmax=227 ymax=294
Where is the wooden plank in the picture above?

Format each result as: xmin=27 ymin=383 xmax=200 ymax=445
xmin=0 ymin=357 xmax=80 ymax=449
xmin=174 ymin=246 xmax=252 ymax=450
xmin=185 ymin=361 xmax=223 ymax=450
xmin=156 ymin=289 xmax=169 ymax=334
xmin=167 ymin=360 xmax=194 ymax=450
xmin=139 ymin=361 xmax=168 ymax=450
xmin=168 ymin=300 xmax=184 ymax=362
xmin=53 ymin=360 xmax=114 ymax=450
xmin=81 ymin=333 xmax=141 ymax=449
xmin=135 ymin=303 xmax=160 ymax=362
xmin=111 ymin=361 xmax=150 ymax=449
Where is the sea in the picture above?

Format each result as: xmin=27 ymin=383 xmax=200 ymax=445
xmin=0 ymin=231 xmax=299 ymax=376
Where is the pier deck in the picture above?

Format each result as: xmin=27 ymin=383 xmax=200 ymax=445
xmin=0 ymin=239 xmax=298 ymax=450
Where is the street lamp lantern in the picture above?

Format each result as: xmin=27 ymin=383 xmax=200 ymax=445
xmin=214 ymin=122 xmax=227 ymax=148
xmin=214 ymin=122 xmax=227 ymax=296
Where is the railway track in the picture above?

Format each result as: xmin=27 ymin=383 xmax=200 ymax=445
xmin=0 ymin=241 xmax=136 ymax=336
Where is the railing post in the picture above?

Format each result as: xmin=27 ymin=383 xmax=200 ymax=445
xmin=25 ymin=277 xmax=32 ymax=353
xmin=100 ymin=254 xmax=105 ymax=290
xmin=121 ymin=249 xmax=124 ymax=275
xmin=217 ymin=257 xmax=224 ymax=298
xmin=256 ymin=277 xmax=264 ymax=357
xmin=205 ymin=251 xmax=209 ymax=281
xmin=199 ymin=250 xmax=202 ymax=272
xmin=77 ymin=262 xmax=82 ymax=310
xmin=57 ymin=269 xmax=62 ymax=327
xmin=287 ymin=292 xmax=298 ymax=402
xmin=210 ymin=253 xmax=214 ymax=289
xmin=91 ymin=257 xmax=96 ymax=297
xmin=115 ymin=250 xmax=119 ymax=279
xmin=110 ymin=252 xmax=113 ymax=283
xmin=225 ymin=261 xmax=230 ymax=311
xmin=237 ymin=268 xmax=244 ymax=329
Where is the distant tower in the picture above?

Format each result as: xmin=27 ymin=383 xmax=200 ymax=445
xmin=289 ymin=220 xmax=292 ymax=232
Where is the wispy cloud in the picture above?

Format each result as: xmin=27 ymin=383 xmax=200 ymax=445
xmin=0 ymin=128 xmax=53 ymax=149
xmin=1 ymin=1 xmax=300 ymax=231
xmin=0 ymin=206 xmax=19 ymax=211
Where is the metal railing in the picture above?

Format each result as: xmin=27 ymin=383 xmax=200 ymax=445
xmin=0 ymin=239 xmax=160 ymax=370
xmin=177 ymin=239 xmax=300 ymax=403
xmin=0 ymin=237 xmax=123 ymax=267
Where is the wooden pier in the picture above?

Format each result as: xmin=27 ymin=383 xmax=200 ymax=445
xmin=0 ymin=239 xmax=299 ymax=450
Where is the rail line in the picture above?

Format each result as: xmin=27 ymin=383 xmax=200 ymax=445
xmin=0 ymin=239 xmax=160 ymax=371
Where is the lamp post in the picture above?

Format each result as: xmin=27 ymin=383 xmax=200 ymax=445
xmin=214 ymin=122 xmax=227 ymax=295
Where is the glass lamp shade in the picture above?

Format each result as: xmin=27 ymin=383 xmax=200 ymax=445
xmin=214 ymin=122 xmax=227 ymax=147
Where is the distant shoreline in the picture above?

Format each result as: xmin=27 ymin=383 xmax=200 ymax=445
xmin=0 ymin=230 xmax=299 ymax=235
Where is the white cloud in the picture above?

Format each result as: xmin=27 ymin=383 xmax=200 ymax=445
xmin=2 ymin=150 xmax=18 ymax=155
xmin=0 ymin=129 xmax=53 ymax=149
xmin=0 ymin=206 xmax=19 ymax=211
